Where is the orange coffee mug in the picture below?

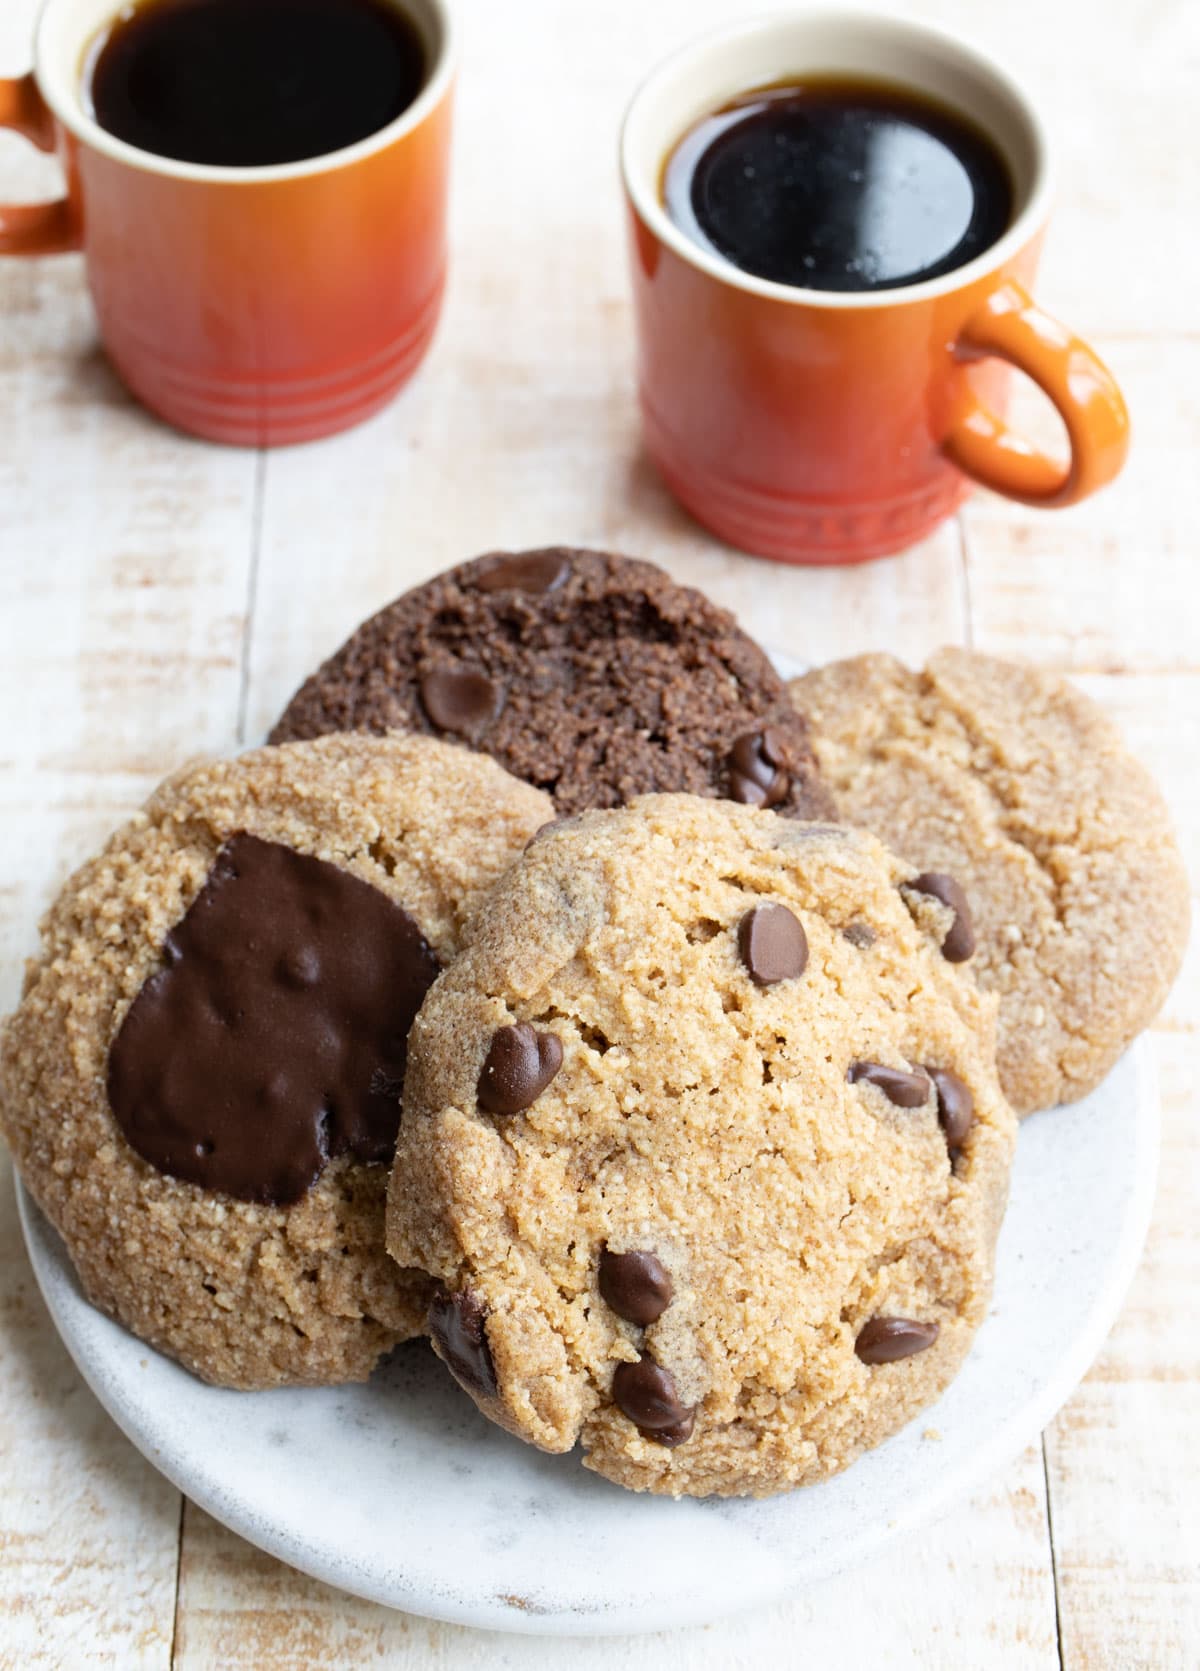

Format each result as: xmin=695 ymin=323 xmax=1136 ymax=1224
xmin=621 ymin=12 xmax=1130 ymax=564
xmin=0 ymin=0 xmax=454 ymax=446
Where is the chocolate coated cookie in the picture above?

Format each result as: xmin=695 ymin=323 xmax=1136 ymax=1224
xmin=791 ymin=649 xmax=1191 ymax=1114
xmin=387 ymin=796 xmax=1015 ymax=1498
xmin=0 ymin=735 xmax=552 ymax=1388
xmin=270 ymin=548 xmax=831 ymax=818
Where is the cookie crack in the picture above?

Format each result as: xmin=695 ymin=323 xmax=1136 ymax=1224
xmin=882 ymin=679 xmax=1080 ymax=937
xmin=722 ymin=1144 xmax=786 ymax=1184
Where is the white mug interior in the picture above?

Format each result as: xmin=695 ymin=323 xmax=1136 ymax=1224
xmin=621 ymin=8 xmax=1052 ymax=309
xmin=32 ymin=0 xmax=454 ymax=183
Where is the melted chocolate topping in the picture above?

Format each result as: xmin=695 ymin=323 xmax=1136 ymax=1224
xmin=106 ymin=834 xmax=440 ymax=1205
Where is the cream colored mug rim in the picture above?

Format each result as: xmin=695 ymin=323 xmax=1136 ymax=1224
xmin=31 ymin=0 xmax=455 ymax=185
xmin=620 ymin=8 xmax=1054 ymax=311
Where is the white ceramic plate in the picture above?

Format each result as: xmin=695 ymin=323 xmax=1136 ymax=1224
xmin=12 ymin=643 xmax=1161 ymax=1633
xmin=17 ymin=1042 xmax=1157 ymax=1637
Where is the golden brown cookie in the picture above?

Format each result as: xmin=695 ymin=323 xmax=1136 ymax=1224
xmin=1 ymin=735 xmax=552 ymax=1389
xmin=387 ymin=796 xmax=1015 ymax=1498
xmin=790 ymin=650 xmax=1191 ymax=1114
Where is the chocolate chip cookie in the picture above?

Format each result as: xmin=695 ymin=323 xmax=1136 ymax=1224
xmin=1 ymin=735 xmax=552 ymax=1389
xmin=387 ymin=795 xmax=1015 ymax=1498
xmin=790 ymin=650 xmax=1190 ymax=1114
xmin=270 ymin=548 xmax=831 ymax=819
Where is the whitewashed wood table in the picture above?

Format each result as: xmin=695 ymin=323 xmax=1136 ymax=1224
xmin=1 ymin=0 xmax=1197 ymax=1663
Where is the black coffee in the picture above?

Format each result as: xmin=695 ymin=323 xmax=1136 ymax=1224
xmin=87 ymin=0 xmax=427 ymax=168
xmin=663 ymin=78 xmax=1013 ymax=292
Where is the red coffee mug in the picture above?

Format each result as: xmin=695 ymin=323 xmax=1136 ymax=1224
xmin=621 ymin=11 xmax=1130 ymax=564
xmin=0 ymin=0 xmax=454 ymax=446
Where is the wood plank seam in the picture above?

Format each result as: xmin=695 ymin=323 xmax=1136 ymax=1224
xmin=169 ymin=1496 xmax=187 ymax=1670
xmin=236 ymin=450 xmax=269 ymax=748
xmin=1041 ymin=1436 xmax=1067 ymax=1670
xmin=956 ymin=511 xmax=976 ymax=650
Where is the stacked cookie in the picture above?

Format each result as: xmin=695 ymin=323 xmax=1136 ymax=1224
xmin=1 ymin=549 xmax=1187 ymax=1500
xmin=2 ymin=734 xmax=553 ymax=1387
xmin=389 ymin=797 xmax=1014 ymax=1497
xmin=789 ymin=650 xmax=1191 ymax=1115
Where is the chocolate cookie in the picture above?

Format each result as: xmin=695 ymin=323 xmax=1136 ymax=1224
xmin=387 ymin=796 xmax=1015 ymax=1498
xmin=0 ymin=735 xmax=552 ymax=1389
xmin=790 ymin=650 xmax=1191 ymax=1114
xmin=270 ymin=548 xmax=831 ymax=818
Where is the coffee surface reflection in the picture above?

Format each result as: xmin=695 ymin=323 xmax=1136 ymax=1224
xmin=663 ymin=78 xmax=1014 ymax=292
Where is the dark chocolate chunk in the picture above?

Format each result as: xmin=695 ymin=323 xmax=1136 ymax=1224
xmin=429 ymin=1288 xmax=498 ymax=1398
xmin=612 ymin=1353 xmax=694 ymax=1440
xmin=473 ymin=550 xmax=570 ymax=594
xmin=727 ymin=727 xmax=791 ymax=808
xmin=419 ymin=667 xmax=504 ymax=738
xmin=650 ymin=1411 xmax=696 ymax=1447
xmin=855 ymin=1316 xmax=940 ymax=1363
xmin=926 ymin=1066 xmax=974 ymax=1148
xmin=599 ymin=1248 xmax=673 ymax=1325
xmin=842 ymin=922 xmax=877 ymax=949
xmin=106 ymin=834 xmax=440 ymax=1206
xmin=477 ymin=1022 xmax=563 ymax=1116
xmin=738 ymin=903 xmax=808 ymax=986
xmin=848 ymin=1060 xmax=932 ymax=1108
xmin=908 ymin=872 xmax=976 ymax=962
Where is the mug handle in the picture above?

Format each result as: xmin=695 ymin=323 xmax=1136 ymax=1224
xmin=0 ymin=73 xmax=80 ymax=256
xmin=943 ymin=280 xmax=1129 ymax=508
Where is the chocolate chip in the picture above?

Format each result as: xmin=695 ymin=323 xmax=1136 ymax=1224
xmin=612 ymin=1353 xmax=694 ymax=1440
xmin=477 ymin=1022 xmax=563 ymax=1116
xmin=908 ymin=872 xmax=975 ymax=962
xmin=419 ymin=668 xmax=504 ymax=738
xmin=106 ymin=835 xmax=440 ymax=1206
xmin=650 ymin=1412 xmax=695 ymax=1447
xmin=855 ymin=1316 xmax=940 ymax=1364
xmin=599 ymin=1249 xmax=673 ymax=1325
xmin=926 ymin=1066 xmax=974 ymax=1148
xmin=473 ymin=551 xmax=570 ymax=594
xmin=842 ymin=922 xmax=876 ymax=949
xmin=738 ymin=904 xmax=808 ymax=986
xmin=727 ymin=728 xmax=790 ymax=808
xmin=848 ymin=1060 xmax=932 ymax=1108
xmin=429 ymin=1289 xmax=498 ymax=1398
